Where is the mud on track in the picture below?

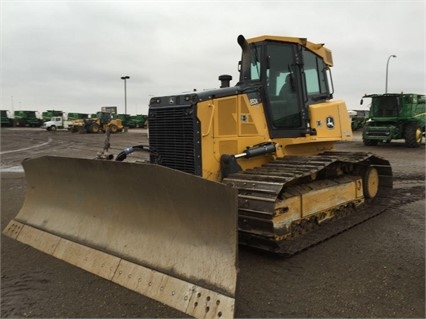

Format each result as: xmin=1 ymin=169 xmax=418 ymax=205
xmin=1 ymin=128 xmax=425 ymax=318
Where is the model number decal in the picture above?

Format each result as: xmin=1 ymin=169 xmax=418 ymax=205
xmin=249 ymin=98 xmax=259 ymax=105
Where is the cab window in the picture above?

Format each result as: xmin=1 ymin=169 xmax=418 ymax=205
xmin=265 ymin=43 xmax=301 ymax=128
xmin=303 ymin=49 xmax=328 ymax=98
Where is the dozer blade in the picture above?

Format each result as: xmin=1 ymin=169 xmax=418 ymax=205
xmin=3 ymin=156 xmax=238 ymax=319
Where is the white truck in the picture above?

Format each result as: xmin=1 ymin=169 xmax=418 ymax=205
xmin=41 ymin=116 xmax=71 ymax=131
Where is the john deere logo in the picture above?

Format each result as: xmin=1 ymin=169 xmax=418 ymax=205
xmin=326 ymin=116 xmax=335 ymax=128
xmin=169 ymin=97 xmax=175 ymax=104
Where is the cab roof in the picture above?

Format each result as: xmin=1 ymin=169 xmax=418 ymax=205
xmin=247 ymin=35 xmax=333 ymax=66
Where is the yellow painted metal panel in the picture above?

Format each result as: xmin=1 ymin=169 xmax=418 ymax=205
xmin=274 ymin=196 xmax=302 ymax=230
xmin=216 ymin=97 xmax=238 ymax=136
xmin=309 ymin=100 xmax=353 ymax=141
xmin=301 ymin=178 xmax=360 ymax=217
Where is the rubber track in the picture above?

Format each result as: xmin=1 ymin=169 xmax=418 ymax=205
xmin=223 ymin=151 xmax=394 ymax=256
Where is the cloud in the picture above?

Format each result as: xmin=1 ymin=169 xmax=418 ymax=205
xmin=1 ymin=0 xmax=424 ymax=115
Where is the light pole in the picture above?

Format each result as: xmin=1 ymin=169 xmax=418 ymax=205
xmin=121 ymin=76 xmax=130 ymax=114
xmin=385 ymin=55 xmax=397 ymax=93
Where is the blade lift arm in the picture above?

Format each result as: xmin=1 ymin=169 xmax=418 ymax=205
xmin=220 ymin=142 xmax=276 ymax=178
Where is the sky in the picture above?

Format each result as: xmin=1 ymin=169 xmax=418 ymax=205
xmin=1 ymin=0 xmax=425 ymax=116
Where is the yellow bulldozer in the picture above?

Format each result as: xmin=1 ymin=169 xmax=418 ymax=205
xmin=70 ymin=111 xmax=123 ymax=133
xmin=3 ymin=35 xmax=392 ymax=319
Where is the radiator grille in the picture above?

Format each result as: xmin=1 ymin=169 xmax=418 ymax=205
xmin=149 ymin=105 xmax=201 ymax=176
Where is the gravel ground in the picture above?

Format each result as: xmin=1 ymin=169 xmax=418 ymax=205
xmin=1 ymin=127 xmax=424 ymax=318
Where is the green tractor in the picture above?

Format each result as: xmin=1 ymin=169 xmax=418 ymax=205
xmin=130 ymin=114 xmax=147 ymax=128
xmin=362 ymin=93 xmax=425 ymax=148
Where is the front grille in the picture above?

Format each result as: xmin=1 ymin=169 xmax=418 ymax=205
xmin=148 ymin=105 xmax=201 ymax=176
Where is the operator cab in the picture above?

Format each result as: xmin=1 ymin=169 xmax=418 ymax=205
xmin=238 ymin=35 xmax=334 ymax=138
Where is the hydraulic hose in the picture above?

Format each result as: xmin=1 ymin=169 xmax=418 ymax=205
xmin=115 ymin=145 xmax=148 ymax=161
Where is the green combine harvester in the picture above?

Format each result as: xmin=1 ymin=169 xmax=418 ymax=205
xmin=14 ymin=110 xmax=43 ymax=127
xmin=1 ymin=110 xmax=13 ymax=127
xmin=361 ymin=93 xmax=425 ymax=147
